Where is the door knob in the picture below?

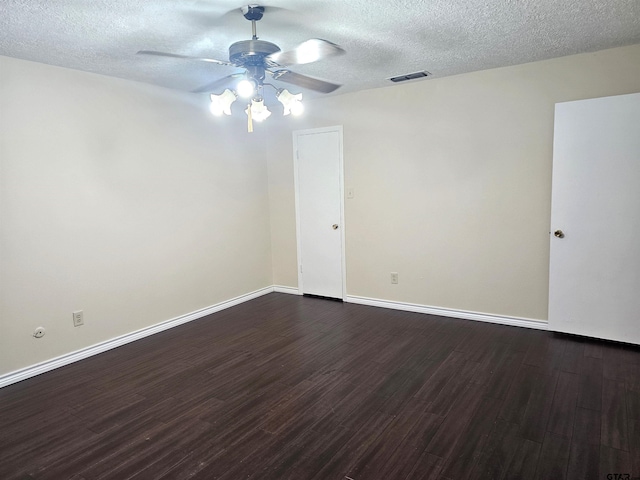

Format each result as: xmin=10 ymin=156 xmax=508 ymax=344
xmin=554 ymin=230 xmax=565 ymax=238
xmin=332 ymin=224 xmax=339 ymax=230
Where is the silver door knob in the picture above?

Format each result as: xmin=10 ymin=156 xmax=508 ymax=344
xmin=554 ymin=230 xmax=565 ymax=238
xmin=332 ymin=224 xmax=339 ymax=230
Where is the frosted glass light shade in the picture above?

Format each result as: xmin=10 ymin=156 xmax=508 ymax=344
xmin=277 ymin=89 xmax=303 ymax=116
xmin=246 ymin=99 xmax=271 ymax=122
xmin=209 ymin=89 xmax=237 ymax=116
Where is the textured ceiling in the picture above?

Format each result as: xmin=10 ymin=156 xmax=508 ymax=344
xmin=1 ymin=0 xmax=639 ymax=98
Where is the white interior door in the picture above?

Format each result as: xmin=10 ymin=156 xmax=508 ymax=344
xmin=549 ymin=92 xmax=640 ymax=344
xmin=294 ymin=126 xmax=345 ymax=299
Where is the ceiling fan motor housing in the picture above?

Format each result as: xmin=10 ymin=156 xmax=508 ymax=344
xmin=229 ymin=40 xmax=281 ymax=86
xmin=229 ymin=40 xmax=280 ymax=65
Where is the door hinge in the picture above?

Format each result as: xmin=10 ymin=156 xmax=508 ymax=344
xmin=300 ymin=265 xmax=303 ymax=273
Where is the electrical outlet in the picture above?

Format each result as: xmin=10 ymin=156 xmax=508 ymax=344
xmin=391 ymin=272 xmax=399 ymax=284
xmin=33 ymin=327 xmax=45 ymax=338
xmin=73 ymin=310 xmax=84 ymax=327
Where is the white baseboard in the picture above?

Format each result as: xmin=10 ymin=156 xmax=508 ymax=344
xmin=0 ymin=286 xmax=274 ymax=389
xmin=345 ymin=295 xmax=548 ymax=331
xmin=273 ymin=285 xmax=301 ymax=295
xmin=1 ymin=287 xmax=546 ymax=389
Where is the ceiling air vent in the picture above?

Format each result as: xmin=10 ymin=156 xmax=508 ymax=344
xmin=388 ymin=71 xmax=432 ymax=83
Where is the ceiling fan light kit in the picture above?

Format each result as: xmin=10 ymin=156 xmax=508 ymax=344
xmin=137 ymin=4 xmax=345 ymax=133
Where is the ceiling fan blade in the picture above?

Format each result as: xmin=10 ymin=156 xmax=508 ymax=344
xmin=268 ymin=70 xmax=341 ymax=94
xmin=192 ymin=73 xmax=244 ymax=93
xmin=137 ymin=50 xmax=232 ymax=67
xmin=266 ymin=39 xmax=345 ymax=67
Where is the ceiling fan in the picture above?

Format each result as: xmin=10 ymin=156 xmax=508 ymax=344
xmin=137 ymin=4 xmax=345 ymax=96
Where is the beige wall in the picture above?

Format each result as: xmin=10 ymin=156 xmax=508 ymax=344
xmin=2 ymin=44 xmax=640 ymax=377
xmin=0 ymin=56 xmax=273 ymax=375
xmin=267 ymin=44 xmax=640 ymax=321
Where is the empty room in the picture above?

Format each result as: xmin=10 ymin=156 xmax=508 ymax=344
xmin=1 ymin=1 xmax=640 ymax=479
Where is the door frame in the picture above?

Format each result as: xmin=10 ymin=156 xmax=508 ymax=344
xmin=293 ymin=125 xmax=346 ymax=299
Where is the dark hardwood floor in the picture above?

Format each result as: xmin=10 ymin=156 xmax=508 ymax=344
xmin=1 ymin=293 xmax=639 ymax=479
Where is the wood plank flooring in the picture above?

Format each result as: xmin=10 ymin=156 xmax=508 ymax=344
xmin=1 ymin=293 xmax=639 ymax=479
